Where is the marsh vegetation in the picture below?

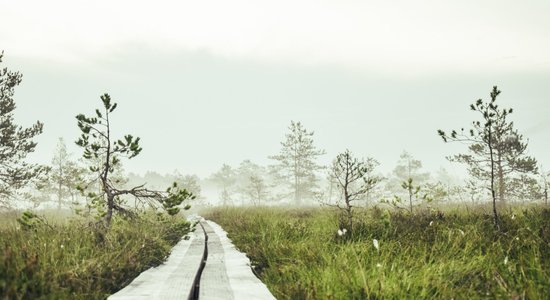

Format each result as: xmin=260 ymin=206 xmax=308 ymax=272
xmin=205 ymin=206 xmax=550 ymax=299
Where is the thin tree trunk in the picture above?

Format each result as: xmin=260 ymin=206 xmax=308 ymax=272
xmin=57 ymin=166 xmax=63 ymax=210
xmin=488 ymin=129 xmax=499 ymax=228
xmin=497 ymin=158 xmax=505 ymax=203
xmin=104 ymin=191 xmax=114 ymax=227
xmin=408 ymin=181 xmax=413 ymax=214
xmin=409 ymin=193 xmax=413 ymax=213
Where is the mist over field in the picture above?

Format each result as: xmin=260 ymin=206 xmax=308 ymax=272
xmin=2 ymin=1 xmax=549 ymax=189
xmin=1 ymin=1 xmax=550 ymax=299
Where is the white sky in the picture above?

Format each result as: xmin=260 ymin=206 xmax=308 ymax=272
xmin=1 ymin=0 xmax=549 ymax=178
xmin=4 ymin=0 xmax=550 ymax=72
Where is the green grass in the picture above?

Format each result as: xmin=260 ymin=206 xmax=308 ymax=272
xmin=0 ymin=211 xmax=190 ymax=299
xmin=204 ymin=206 xmax=550 ymax=299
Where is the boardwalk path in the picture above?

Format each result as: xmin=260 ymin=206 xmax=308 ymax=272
xmin=109 ymin=218 xmax=275 ymax=300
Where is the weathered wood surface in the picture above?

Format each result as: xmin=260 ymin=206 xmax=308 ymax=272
xmin=108 ymin=218 xmax=275 ymax=300
xmin=108 ymin=225 xmax=205 ymax=300
xmin=199 ymin=222 xmax=234 ymax=300
xmin=205 ymin=220 xmax=276 ymax=300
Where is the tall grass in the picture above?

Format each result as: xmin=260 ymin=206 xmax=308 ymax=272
xmin=205 ymin=206 xmax=550 ymax=299
xmin=0 ymin=211 xmax=190 ymax=299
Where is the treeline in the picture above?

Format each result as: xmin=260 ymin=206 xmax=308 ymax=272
xmin=205 ymin=87 xmax=549 ymax=229
xmin=1 ymin=51 xmax=549 ymax=228
xmin=208 ymin=123 xmax=547 ymax=209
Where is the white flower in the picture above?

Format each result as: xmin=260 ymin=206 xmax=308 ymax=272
xmin=376 ymin=263 xmax=382 ymax=268
xmin=60 ymin=245 xmax=64 ymax=249
xmin=373 ymin=239 xmax=379 ymax=251
xmin=504 ymin=256 xmax=508 ymax=265
xmin=516 ymin=237 xmax=519 ymax=241
xmin=337 ymin=228 xmax=347 ymax=236
xmin=511 ymin=214 xmax=516 ymax=220
xmin=429 ymin=221 xmax=433 ymax=226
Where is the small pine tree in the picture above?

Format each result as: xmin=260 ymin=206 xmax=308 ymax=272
xmin=76 ymin=93 xmax=194 ymax=227
xmin=270 ymin=121 xmax=325 ymax=205
xmin=330 ymin=149 xmax=381 ymax=233
xmin=49 ymin=138 xmax=85 ymax=208
xmin=211 ymin=164 xmax=236 ymax=206
xmin=438 ymin=86 xmax=537 ymax=227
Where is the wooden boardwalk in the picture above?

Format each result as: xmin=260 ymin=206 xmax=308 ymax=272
xmin=109 ymin=219 xmax=275 ymax=300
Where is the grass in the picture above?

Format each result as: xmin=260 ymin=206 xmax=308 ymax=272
xmin=204 ymin=205 xmax=550 ymax=299
xmin=0 ymin=211 xmax=190 ymax=299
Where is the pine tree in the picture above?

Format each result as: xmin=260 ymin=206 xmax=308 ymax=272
xmin=392 ymin=151 xmax=430 ymax=184
xmin=0 ymin=51 xmax=47 ymax=203
xmin=211 ymin=164 xmax=236 ymax=205
xmin=385 ymin=151 xmax=430 ymax=199
xmin=236 ymin=160 xmax=270 ymax=205
xmin=49 ymin=138 xmax=85 ymax=208
xmin=270 ymin=121 xmax=325 ymax=205
xmin=76 ymin=93 xmax=194 ymax=227
xmin=172 ymin=172 xmax=202 ymax=200
xmin=438 ymin=86 xmax=537 ymax=227
xmin=330 ymin=149 xmax=381 ymax=233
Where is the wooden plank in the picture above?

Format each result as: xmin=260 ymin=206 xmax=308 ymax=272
xmin=109 ymin=218 xmax=275 ymax=300
xmin=198 ymin=221 xmax=235 ymax=300
xmin=108 ymin=225 xmax=205 ymax=300
xmin=206 ymin=220 xmax=276 ymax=300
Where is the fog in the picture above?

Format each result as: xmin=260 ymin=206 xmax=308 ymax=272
xmin=1 ymin=0 xmax=549 ymax=206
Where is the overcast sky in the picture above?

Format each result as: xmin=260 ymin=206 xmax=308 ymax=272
xmin=1 ymin=0 xmax=549 ymax=179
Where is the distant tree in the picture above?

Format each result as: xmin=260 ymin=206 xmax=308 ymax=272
xmin=0 ymin=51 xmax=48 ymax=205
xmin=384 ymin=152 xmax=430 ymax=206
xmin=76 ymin=93 xmax=194 ymax=227
xmin=392 ymin=151 xmax=430 ymax=184
xmin=140 ymin=171 xmax=167 ymax=190
xmin=401 ymin=178 xmax=431 ymax=213
xmin=423 ymin=181 xmax=449 ymax=203
xmin=236 ymin=160 xmax=270 ymax=205
xmin=242 ymin=175 xmax=268 ymax=205
xmin=427 ymin=168 xmax=465 ymax=203
xmin=508 ymin=174 xmax=540 ymax=203
xmin=270 ymin=121 xmax=325 ymax=205
xmin=211 ymin=164 xmax=237 ymax=205
xmin=174 ymin=173 xmax=202 ymax=199
xmin=48 ymin=138 xmax=85 ymax=208
xmin=438 ymin=86 xmax=537 ymax=227
xmin=330 ymin=149 xmax=381 ymax=233
xmin=465 ymin=179 xmax=484 ymax=205
xmin=541 ymin=168 xmax=549 ymax=205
